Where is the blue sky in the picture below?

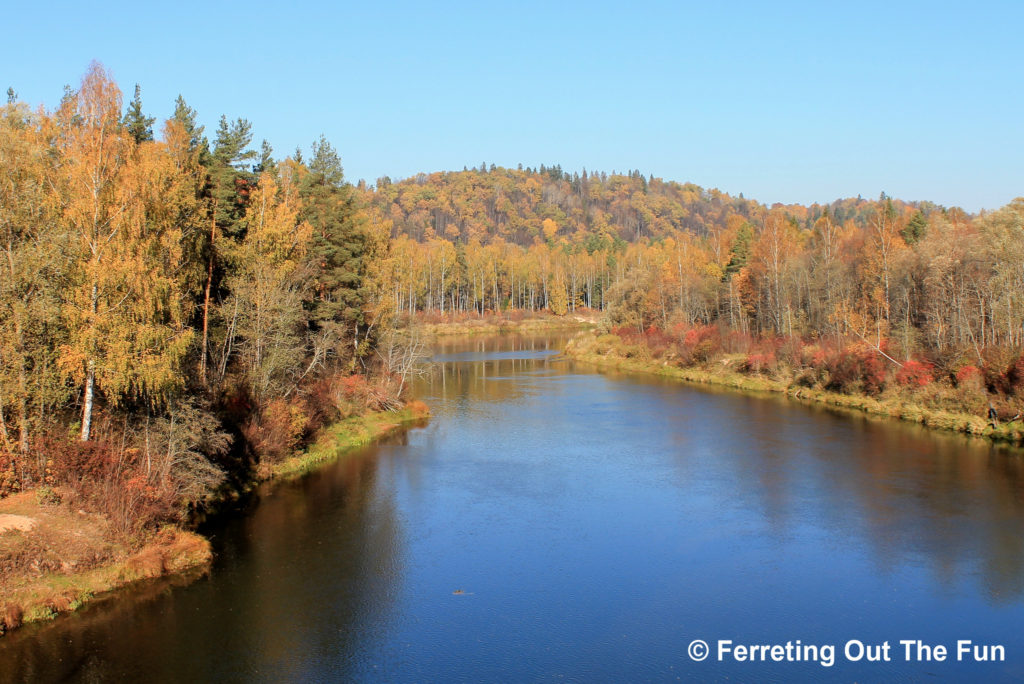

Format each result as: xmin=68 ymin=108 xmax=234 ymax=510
xmin=3 ymin=1 xmax=1021 ymax=211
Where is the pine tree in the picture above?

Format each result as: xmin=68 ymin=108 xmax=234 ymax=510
xmin=725 ymin=222 xmax=754 ymax=278
xmin=171 ymin=95 xmax=206 ymax=154
xmin=253 ymin=139 xmax=276 ymax=176
xmin=210 ymin=115 xmax=256 ymax=236
xmin=902 ymin=210 xmax=928 ymax=245
xmin=122 ymin=84 xmax=155 ymax=143
xmin=299 ymin=136 xmax=374 ymax=363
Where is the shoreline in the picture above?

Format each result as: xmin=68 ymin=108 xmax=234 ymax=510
xmin=564 ymin=337 xmax=1024 ymax=445
xmin=0 ymin=403 xmax=430 ymax=638
xmin=408 ymin=313 xmax=596 ymax=338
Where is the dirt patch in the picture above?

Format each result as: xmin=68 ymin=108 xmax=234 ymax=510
xmin=0 ymin=489 xmax=211 ymax=637
xmin=0 ymin=514 xmax=36 ymax=534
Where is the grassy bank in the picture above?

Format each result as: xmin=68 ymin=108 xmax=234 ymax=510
xmin=264 ymin=401 xmax=431 ymax=480
xmin=0 ymin=402 xmax=430 ymax=637
xmin=565 ymin=333 xmax=1024 ymax=444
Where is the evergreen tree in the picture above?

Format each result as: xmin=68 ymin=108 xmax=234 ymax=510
xmin=902 ymin=210 xmax=928 ymax=244
xmin=171 ymin=95 xmax=206 ymax=154
xmin=210 ymin=115 xmax=256 ymax=235
xmin=299 ymin=136 xmax=373 ymax=362
xmin=122 ymin=84 xmax=154 ymax=143
xmin=253 ymin=139 xmax=276 ymax=176
xmin=725 ymin=222 xmax=754 ymax=277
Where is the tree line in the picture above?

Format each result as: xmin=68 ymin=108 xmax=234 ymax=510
xmin=363 ymin=166 xmax=1023 ymax=363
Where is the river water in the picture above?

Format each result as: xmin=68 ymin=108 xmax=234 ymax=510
xmin=2 ymin=333 xmax=1024 ymax=682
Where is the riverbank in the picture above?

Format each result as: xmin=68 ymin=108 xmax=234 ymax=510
xmin=564 ymin=333 xmax=1024 ymax=444
xmin=262 ymin=401 xmax=431 ymax=480
xmin=407 ymin=311 xmax=597 ymax=337
xmin=0 ymin=403 xmax=430 ymax=637
xmin=0 ymin=494 xmax=211 ymax=636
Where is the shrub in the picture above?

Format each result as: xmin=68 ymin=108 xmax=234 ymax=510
xmin=243 ymin=399 xmax=310 ymax=463
xmin=793 ymin=369 xmax=818 ymax=388
xmin=45 ymin=438 xmax=178 ymax=539
xmin=895 ymin=360 xmax=935 ymax=387
xmin=678 ymin=325 xmax=722 ymax=365
xmin=643 ymin=326 xmax=671 ymax=358
xmin=742 ymin=352 xmax=776 ymax=375
xmin=776 ymin=336 xmax=806 ymax=369
xmin=34 ymin=486 xmax=61 ymax=506
xmin=956 ymin=365 xmax=983 ymax=386
xmin=0 ymin=604 xmax=23 ymax=635
xmin=824 ymin=348 xmax=887 ymax=395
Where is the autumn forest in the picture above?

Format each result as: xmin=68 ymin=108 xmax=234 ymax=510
xmin=2 ymin=63 xmax=1024 ymax=541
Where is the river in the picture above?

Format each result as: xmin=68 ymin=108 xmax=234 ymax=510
xmin=2 ymin=333 xmax=1023 ymax=682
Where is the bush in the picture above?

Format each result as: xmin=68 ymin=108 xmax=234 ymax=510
xmin=895 ymin=360 xmax=935 ymax=387
xmin=244 ymin=399 xmax=309 ymax=463
xmin=741 ymin=352 xmax=776 ymax=375
xmin=34 ymin=486 xmax=61 ymax=506
xmin=45 ymin=438 xmax=177 ymax=539
xmin=678 ymin=325 xmax=722 ymax=365
xmin=956 ymin=365 xmax=983 ymax=387
xmin=776 ymin=336 xmax=806 ymax=369
xmin=643 ymin=326 xmax=671 ymax=358
xmin=824 ymin=348 xmax=887 ymax=395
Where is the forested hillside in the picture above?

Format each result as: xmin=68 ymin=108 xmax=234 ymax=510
xmin=363 ymin=165 xmax=1024 ymax=422
xmin=366 ymin=164 xmax=930 ymax=246
xmin=362 ymin=165 xmax=1018 ymax=351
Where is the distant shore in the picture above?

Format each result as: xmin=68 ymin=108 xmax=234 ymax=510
xmin=405 ymin=311 xmax=597 ymax=337
xmin=564 ymin=333 xmax=1024 ymax=445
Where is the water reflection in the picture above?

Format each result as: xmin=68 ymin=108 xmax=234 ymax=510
xmin=2 ymin=332 xmax=1023 ymax=682
xmin=0 ymin=437 xmax=407 ymax=683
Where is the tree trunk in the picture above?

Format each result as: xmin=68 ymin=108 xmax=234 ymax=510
xmin=81 ymin=362 xmax=95 ymax=441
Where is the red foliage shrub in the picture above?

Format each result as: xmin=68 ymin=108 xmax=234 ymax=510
xmin=824 ymin=348 xmax=887 ymax=395
xmin=610 ymin=325 xmax=641 ymax=343
xmin=45 ymin=437 xmax=177 ymax=538
xmin=895 ymin=360 xmax=935 ymax=387
xmin=669 ymin=322 xmax=690 ymax=345
xmin=643 ymin=326 xmax=671 ymax=357
xmin=723 ymin=330 xmax=755 ymax=355
xmin=776 ymin=336 xmax=806 ymax=368
xmin=678 ymin=325 xmax=721 ymax=363
xmin=340 ymin=374 xmax=373 ymax=404
xmin=305 ymin=377 xmax=341 ymax=432
xmin=956 ymin=365 xmax=982 ymax=385
xmin=742 ymin=352 xmax=776 ymax=374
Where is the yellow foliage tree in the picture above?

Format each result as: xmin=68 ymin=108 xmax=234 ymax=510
xmin=57 ymin=63 xmax=194 ymax=440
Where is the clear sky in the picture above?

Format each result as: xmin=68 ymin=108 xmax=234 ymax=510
xmin=3 ymin=1 xmax=1021 ymax=211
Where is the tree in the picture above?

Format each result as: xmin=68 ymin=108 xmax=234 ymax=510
xmin=210 ymin=115 xmax=256 ymax=235
xmin=57 ymin=62 xmax=194 ymax=441
xmin=299 ymin=136 xmax=376 ymax=365
xmin=122 ymin=83 xmax=154 ymax=143
xmin=902 ymin=210 xmax=928 ymax=245
xmin=220 ymin=171 xmax=312 ymax=401
xmin=171 ymin=95 xmax=206 ymax=154
xmin=0 ymin=97 xmax=68 ymax=459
